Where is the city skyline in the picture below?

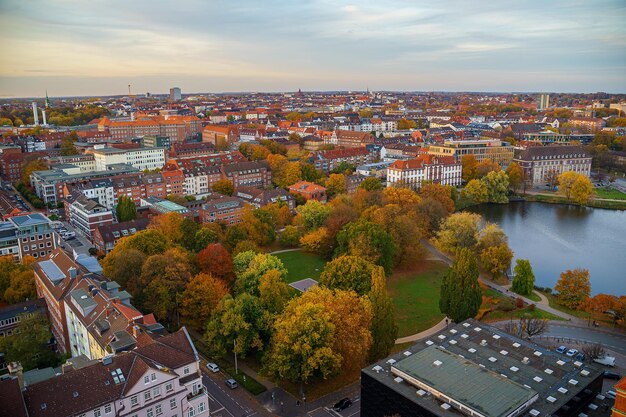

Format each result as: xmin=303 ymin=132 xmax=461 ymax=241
xmin=0 ymin=0 xmax=625 ymax=97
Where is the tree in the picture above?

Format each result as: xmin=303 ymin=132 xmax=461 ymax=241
xmin=319 ymin=256 xmax=378 ymax=295
xmin=439 ymin=248 xmax=482 ymax=322
xmin=382 ymin=187 xmax=420 ymax=207
xmin=148 ymin=212 xmax=184 ymax=245
xmin=557 ymin=171 xmax=579 ymax=200
xmin=326 ymin=173 xmax=347 ymax=197
xmin=295 ymin=200 xmax=332 ymax=231
xmin=115 ymin=196 xmax=137 ymax=222
xmin=258 ymin=269 xmax=292 ymax=314
xmin=482 ymin=170 xmax=509 ymax=203
xmin=420 ymin=183 xmax=455 ymax=214
xmin=233 ymin=240 xmax=260 ymax=256
xmin=180 ymin=273 xmax=229 ymax=331
xmin=204 ymin=293 xmax=266 ymax=358
xmin=477 ymin=223 xmax=507 ymax=251
xmin=101 ymin=248 xmax=146 ymax=293
xmin=511 ymin=259 xmax=535 ymax=296
xmin=279 ymin=225 xmax=301 ymax=247
xmin=196 ymin=243 xmax=234 ymax=282
xmin=461 ymin=154 xmax=478 ymax=182
xmin=234 ymin=253 xmax=287 ymax=296
xmin=570 ymin=175 xmax=593 ymax=205
xmin=503 ymin=317 xmax=548 ymax=339
xmin=240 ymin=206 xmax=276 ymax=246
xmin=545 ymin=169 xmax=559 ymax=190
xmin=140 ymin=248 xmax=193 ymax=325
xmin=212 ymin=179 xmax=234 ymax=196
xmin=0 ymin=314 xmax=57 ymax=371
xmin=397 ymin=119 xmax=417 ymax=129
xmin=480 ymin=244 xmax=513 ymax=279
xmin=193 ymin=225 xmax=221 ymax=252
xmin=282 ymin=162 xmax=303 ymax=187
xmin=462 ymin=180 xmax=488 ymax=203
xmin=335 ymin=220 xmax=396 ymax=274
xmin=476 ymin=159 xmax=501 ymax=179
xmin=300 ymin=163 xmax=323 ymax=182
xmin=505 ymin=162 xmax=524 ymax=193
xmin=3 ymin=269 xmax=35 ymax=304
xmin=359 ymin=177 xmax=383 ymax=192
xmin=367 ymin=268 xmax=398 ymax=361
xmin=555 ymin=268 xmax=591 ymax=310
xmin=581 ymin=343 xmax=606 ymax=360
xmin=60 ymin=131 xmax=79 ymax=155
xmin=21 ymin=159 xmax=47 ymax=185
xmin=299 ymin=227 xmax=333 ymax=257
xmin=436 ymin=212 xmax=481 ymax=254
xmin=359 ymin=108 xmax=374 ymax=118
xmin=330 ymin=162 xmax=356 ymax=175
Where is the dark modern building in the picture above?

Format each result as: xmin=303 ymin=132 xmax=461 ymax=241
xmin=361 ymin=319 xmax=603 ymax=417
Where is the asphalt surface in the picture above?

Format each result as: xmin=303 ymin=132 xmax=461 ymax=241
xmin=201 ymin=368 xmax=263 ymax=417
xmin=539 ymin=322 xmax=626 ymax=355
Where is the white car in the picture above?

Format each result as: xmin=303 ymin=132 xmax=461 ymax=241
xmin=565 ymin=349 xmax=578 ymax=357
xmin=593 ymin=355 xmax=616 ymax=367
xmin=206 ymin=363 xmax=219 ymax=373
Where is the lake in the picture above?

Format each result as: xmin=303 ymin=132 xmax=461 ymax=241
xmin=469 ymin=202 xmax=626 ymax=296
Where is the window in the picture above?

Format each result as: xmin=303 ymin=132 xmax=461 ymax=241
xmin=170 ymin=399 xmax=177 ymax=410
xmin=166 ymin=383 xmax=173 ymax=392
xmin=147 ymin=408 xmax=153 ymax=417
xmin=94 ymin=408 xmax=101 ymax=417
xmin=151 ymin=373 xmax=156 ymax=381
xmin=144 ymin=391 xmax=151 ymax=401
xmin=24 ymin=246 xmax=29 ymax=252
xmin=153 ymin=386 xmax=160 ymax=397
xmin=105 ymin=404 xmax=112 ymax=414
xmin=144 ymin=375 xmax=150 ymax=384
xmin=183 ymin=366 xmax=190 ymax=375
xmin=188 ymin=407 xmax=195 ymax=417
xmin=198 ymin=402 xmax=206 ymax=413
xmin=155 ymin=405 xmax=162 ymax=416
xmin=131 ymin=395 xmax=138 ymax=406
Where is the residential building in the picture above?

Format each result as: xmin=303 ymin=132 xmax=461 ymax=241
xmin=0 ymin=299 xmax=46 ymax=338
xmin=325 ymin=130 xmax=375 ymax=148
xmin=614 ymin=377 xmax=626 ymax=416
xmin=513 ymin=145 xmax=592 ymax=187
xmin=0 ymin=221 xmax=19 ymax=261
xmin=65 ymin=194 xmax=114 ymax=239
xmin=6 ymin=327 xmax=208 ymax=417
xmin=346 ymin=174 xmax=367 ymax=193
xmin=9 ymin=213 xmax=57 ymax=260
xmin=234 ymin=186 xmax=295 ymax=209
xmin=199 ymin=196 xmax=247 ymax=225
xmin=143 ymin=135 xmax=171 ymax=149
xmin=386 ymin=155 xmax=462 ymax=190
xmin=98 ymin=115 xmax=202 ymax=143
xmin=63 ymin=178 xmax=115 ymax=210
xmin=202 ymin=124 xmax=237 ymax=145
xmin=428 ymin=139 xmax=515 ymax=167
xmin=169 ymin=86 xmax=182 ymax=101
xmin=538 ymin=93 xmax=550 ymax=110
xmin=141 ymin=197 xmax=190 ymax=217
xmin=288 ymin=181 xmax=327 ymax=202
xmin=183 ymin=164 xmax=222 ymax=196
xmin=91 ymin=146 xmax=167 ymax=171
xmin=309 ymin=147 xmax=372 ymax=173
xmin=568 ymin=117 xmax=606 ymax=132
xmin=356 ymin=162 xmax=393 ymax=178
xmin=92 ymin=218 xmax=150 ymax=254
xmin=47 ymin=154 xmax=96 ymax=172
xmin=162 ymin=163 xmax=186 ymax=196
xmin=221 ymin=160 xmax=272 ymax=188
xmin=110 ymin=174 xmax=145 ymax=206
xmin=361 ymin=319 xmax=603 ymax=417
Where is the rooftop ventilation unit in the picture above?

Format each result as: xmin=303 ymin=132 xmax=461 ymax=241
xmin=558 ymin=387 xmax=568 ymax=394
xmin=425 ymin=340 xmax=434 ymax=346
xmin=394 ymin=377 xmax=404 ymax=384
xmin=557 ymin=360 xmax=565 ymax=366
xmin=588 ymin=404 xmax=598 ymax=410
xmin=492 ymin=334 xmax=501 ymax=340
xmin=529 ymin=410 xmax=540 ymax=417
xmin=73 ymin=392 xmax=79 ymax=397
xmin=547 ymin=396 xmax=557 ymax=403
xmin=463 ymin=323 xmax=471 ymax=327
xmin=461 ymin=334 xmax=468 ymax=339
xmin=533 ymin=376 xmax=543 ymax=383
xmin=403 ymin=351 xmax=412 ymax=357
xmin=372 ymin=365 xmax=383 ymax=373
xmin=573 ymin=361 xmax=583 ymax=367
xmin=433 ymin=360 xmax=443 ymax=367
xmin=438 ymin=335 xmax=446 ymax=340
xmin=488 ymin=357 xmax=497 ymax=363
xmin=416 ymin=389 xmax=427 ymax=397
xmin=534 ymin=351 xmax=542 ymax=357
xmin=440 ymin=403 xmax=451 ymax=410
xmin=580 ymin=370 xmax=590 ymax=377
xmin=474 ymin=327 xmax=481 ymax=332
xmin=468 ymin=348 xmax=477 ymax=354
xmin=522 ymin=357 xmax=530 ymax=364
xmin=510 ymin=366 xmax=519 ymax=372
xmin=512 ymin=342 xmax=521 ymax=348
xmin=480 ymin=340 xmax=487 ymax=346
xmin=386 ymin=359 xmax=396 ymax=365
xmin=545 ymin=368 xmax=554 ymax=375
xmin=500 ymin=350 xmax=508 ymax=356
xmin=569 ymin=379 xmax=579 ymax=386
xmin=449 ymin=340 xmax=457 ymax=345
xmin=449 ymin=329 xmax=457 ymax=334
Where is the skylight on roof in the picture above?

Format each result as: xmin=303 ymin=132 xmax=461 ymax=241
xmin=545 ymin=368 xmax=554 ymax=375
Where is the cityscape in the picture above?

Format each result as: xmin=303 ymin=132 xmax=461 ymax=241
xmin=0 ymin=2 xmax=625 ymax=417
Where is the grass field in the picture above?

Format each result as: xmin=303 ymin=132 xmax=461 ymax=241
xmin=274 ymin=250 xmax=327 ymax=284
xmin=388 ymin=260 xmax=449 ymax=338
xmin=482 ymin=306 xmax=564 ymax=322
xmin=594 ymin=187 xmax=626 ymax=200
xmin=541 ymin=291 xmax=591 ymax=320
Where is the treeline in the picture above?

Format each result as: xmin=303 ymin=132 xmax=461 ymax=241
xmin=0 ymin=105 xmax=109 ymax=126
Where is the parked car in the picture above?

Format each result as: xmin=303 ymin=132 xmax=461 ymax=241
xmin=225 ymin=379 xmax=238 ymax=389
xmin=606 ymin=390 xmax=617 ymax=400
xmin=206 ymin=363 xmax=219 ymax=373
xmin=566 ymin=349 xmax=578 ymax=357
xmin=333 ymin=398 xmax=353 ymax=411
xmin=603 ymin=371 xmax=621 ymax=380
xmin=556 ymin=346 xmax=567 ymax=354
xmin=574 ymin=353 xmax=585 ymax=362
xmin=594 ymin=355 xmax=616 ymax=367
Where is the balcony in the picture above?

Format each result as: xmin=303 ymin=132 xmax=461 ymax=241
xmin=186 ymin=387 xmax=207 ymax=402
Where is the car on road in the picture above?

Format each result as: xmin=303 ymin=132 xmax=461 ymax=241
xmin=566 ymin=349 xmax=578 ymax=357
xmin=206 ymin=363 xmax=219 ymax=373
xmin=333 ymin=398 xmax=353 ymax=411
xmin=603 ymin=371 xmax=621 ymax=380
xmin=225 ymin=379 xmax=238 ymax=389
xmin=556 ymin=346 xmax=567 ymax=354
xmin=594 ymin=355 xmax=616 ymax=367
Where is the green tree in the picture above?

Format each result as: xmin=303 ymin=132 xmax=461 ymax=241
xmin=439 ymin=248 xmax=482 ymax=322
xmin=319 ymin=255 xmax=378 ymax=295
xmin=295 ymin=200 xmax=332 ymax=231
xmin=115 ymin=196 xmax=137 ymax=222
xmin=234 ymin=253 xmax=287 ymax=296
xmin=436 ymin=212 xmax=481 ymax=254
xmin=482 ymin=170 xmax=509 ymax=203
xmin=335 ymin=220 xmax=396 ymax=274
xmin=461 ymin=154 xmax=478 ymax=182
xmin=279 ymin=225 xmax=301 ymax=247
xmin=462 ymin=179 xmax=488 ymax=203
xmin=60 ymin=131 xmax=79 ymax=155
xmin=212 ymin=179 xmax=234 ymax=196
xmin=258 ymin=269 xmax=292 ymax=314
xmin=101 ymin=248 xmax=146 ymax=293
xmin=480 ymin=244 xmax=513 ymax=279
xmin=330 ymin=162 xmax=355 ymax=175
xmin=180 ymin=273 xmax=229 ymax=331
xmin=367 ymin=268 xmax=398 ymax=361
xmin=0 ymin=314 xmax=57 ymax=371
xmin=326 ymin=173 xmax=347 ymax=197
xmin=505 ymin=162 xmax=524 ymax=193
xmin=359 ymin=177 xmax=383 ymax=192
xmin=555 ymin=268 xmax=591 ymax=310
xmin=193 ymin=225 xmax=220 ymax=252
xmin=511 ymin=259 xmax=535 ymax=296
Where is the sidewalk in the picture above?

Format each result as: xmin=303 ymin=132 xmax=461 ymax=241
xmin=395 ymin=316 xmax=449 ymax=344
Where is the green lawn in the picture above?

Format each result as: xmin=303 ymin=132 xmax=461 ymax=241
xmin=541 ymin=292 xmax=591 ymax=320
xmin=388 ymin=260 xmax=449 ymax=338
xmin=594 ymin=187 xmax=626 ymax=200
xmin=482 ymin=307 xmax=564 ymax=322
xmin=274 ymin=250 xmax=327 ymax=284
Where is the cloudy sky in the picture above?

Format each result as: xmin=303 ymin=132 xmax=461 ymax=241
xmin=0 ymin=0 xmax=624 ymax=97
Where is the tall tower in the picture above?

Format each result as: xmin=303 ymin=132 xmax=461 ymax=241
xmin=32 ymin=102 xmax=39 ymax=126
xmin=538 ymin=93 xmax=550 ymax=110
xmin=45 ymin=90 xmax=50 ymax=108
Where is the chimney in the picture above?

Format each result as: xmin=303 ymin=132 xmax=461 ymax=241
xmin=131 ymin=325 xmax=141 ymax=338
xmin=61 ymin=362 xmax=74 ymax=374
xmin=8 ymin=362 xmax=24 ymax=389
xmin=68 ymin=267 xmax=77 ymax=279
xmin=32 ymin=102 xmax=39 ymax=126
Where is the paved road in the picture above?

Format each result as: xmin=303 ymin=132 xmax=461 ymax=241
xmin=201 ymin=369 xmax=262 ymax=417
xmin=537 ymin=322 xmax=626 ymax=355
xmin=58 ymin=219 xmax=92 ymax=255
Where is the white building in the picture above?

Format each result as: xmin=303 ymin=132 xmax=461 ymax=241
xmin=386 ymin=155 xmax=462 ymax=190
xmin=91 ymin=147 xmax=167 ymax=171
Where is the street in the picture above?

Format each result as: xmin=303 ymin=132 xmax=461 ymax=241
xmin=201 ymin=368 xmax=262 ymax=417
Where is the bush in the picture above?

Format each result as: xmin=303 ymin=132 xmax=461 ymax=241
xmin=515 ymin=297 xmax=524 ymax=309
xmin=498 ymin=298 xmax=515 ymax=312
xmin=528 ymin=304 xmax=536 ymax=311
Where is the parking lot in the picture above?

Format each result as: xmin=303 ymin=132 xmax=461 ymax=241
xmin=307 ymin=395 xmax=360 ymax=417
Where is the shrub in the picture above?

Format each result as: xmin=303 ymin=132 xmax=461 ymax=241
xmin=515 ymin=297 xmax=524 ymax=309
xmin=498 ymin=298 xmax=515 ymax=312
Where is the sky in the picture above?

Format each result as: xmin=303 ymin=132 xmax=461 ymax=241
xmin=0 ymin=0 xmax=625 ymax=97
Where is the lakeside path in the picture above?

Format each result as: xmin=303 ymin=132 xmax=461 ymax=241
xmin=419 ymin=239 xmax=584 ymax=324
xmin=523 ymin=189 xmax=626 ymax=203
